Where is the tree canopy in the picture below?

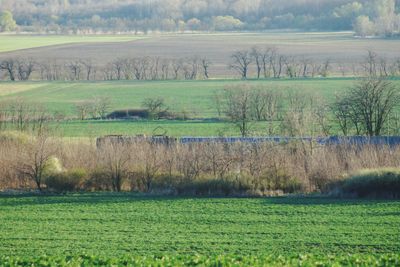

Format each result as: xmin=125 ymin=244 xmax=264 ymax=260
xmin=0 ymin=0 xmax=399 ymax=36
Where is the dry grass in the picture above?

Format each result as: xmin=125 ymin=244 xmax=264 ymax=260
xmin=1 ymin=132 xmax=399 ymax=196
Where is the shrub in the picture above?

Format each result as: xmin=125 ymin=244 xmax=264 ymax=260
xmin=83 ymin=169 xmax=114 ymax=191
xmin=176 ymin=177 xmax=240 ymax=196
xmin=331 ymin=168 xmax=400 ymax=198
xmin=106 ymin=109 xmax=149 ymax=119
xmin=45 ymin=169 xmax=87 ymax=192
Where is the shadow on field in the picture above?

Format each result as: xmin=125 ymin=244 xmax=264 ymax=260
xmin=0 ymin=193 xmax=399 ymax=207
xmin=0 ymin=193 xmax=180 ymax=206
xmin=261 ymin=196 xmax=400 ymax=206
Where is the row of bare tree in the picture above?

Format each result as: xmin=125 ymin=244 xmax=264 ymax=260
xmin=0 ymin=56 xmax=212 ymax=81
xmin=229 ymin=48 xmax=400 ymax=79
xmin=0 ymin=98 xmax=58 ymax=133
xmin=2 ymin=50 xmax=400 ymax=81
xmin=217 ymin=77 xmax=400 ymax=137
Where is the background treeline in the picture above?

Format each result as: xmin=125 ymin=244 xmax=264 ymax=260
xmin=1 ymin=50 xmax=400 ymax=81
xmin=1 ymin=131 xmax=399 ymax=197
xmin=0 ymin=0 xmax=399 ymax=36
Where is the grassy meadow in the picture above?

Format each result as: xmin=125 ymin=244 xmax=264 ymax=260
xmin=0 ymin=194 xmax=399 ymax=260
xmin=0 ymin=35 xmax=145 ymax=53
xmin=1 ymin=78 xmax=400 ymax=137
xmin=0 ymin=78 xmax=357 ymax=117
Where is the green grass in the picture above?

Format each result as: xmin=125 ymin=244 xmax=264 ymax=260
xmin=2 ymin=254 xmax=400 ymax=267
xmin=0 ymin=78 xmax=374 ymax=118
xmin=0 ymin=195 xmax=399 ymax=259
xmin=0 ymin=35 xmax=145 ymax=53
xmin=54 ymin=120 xmax=270 ymax=137
xmin=1 ymin=78 xmax=399 ymax=137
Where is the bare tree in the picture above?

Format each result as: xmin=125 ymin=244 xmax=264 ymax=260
xmin=75 ymin=101 xmax=93 ymax=120
xmin=320 ymin=59 xmax=331 ymax=77
xmin=81 ymin=59 xmax=96 ymax=80
xmin=160 ymin=59 xmax=170 ymax=80
xmin=223 ymin=85 xmax=253 ymax=137
xmin=98 ymin=141 xmax=131 ymax=192
xmin=362 ymin=50 xmax=378 ymax=77
xmin=261 ymin=47 xmax=272 ymax=78
xmin=200 ymin=57 xmax=211 ymax=79
xmin=142 ymin=97 xmax=168 ymax=120
xmin=16 ymin=58 xmax=35 ymax=80
xmin=171 ymin=59 xmax=183 ymax=80
xmin=66 ymin=60 xmax=82 ymax=80
xmin=251 ymin=47 xmax=262 ymax=79
xmin=0 ymin=59 xmax=16 ymax=81
xmin=230 ymin=50 xmax=252 ymax=79
xmin=346 ymin=77 xmax=400 ymax=136
xmin=17 ymin=133 xmax=56 ymax=191
xmin=112 ymin=58 xmax=125 ymax=80
xmin=95 ymin=96 xmax=112 ymax=119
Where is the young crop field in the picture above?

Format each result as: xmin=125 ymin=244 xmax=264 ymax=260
xmin=56 ymin=120 xmax=250 ymax=138
xmin=1 ymin=78 xmax=399 ymax=137
xmin=0 ymin=35 xmax=145 ymax=53
xmin=0 ymin=78 xmax=386 ymax=117
xmin=0 ymin=195 xmax=399 ymax=265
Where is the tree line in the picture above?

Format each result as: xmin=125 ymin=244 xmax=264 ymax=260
xmin=216 ymin=76 xmax=400 ymax=137
xmin=1 ymin=50 xmax=400 ymax=81
xmin=1 ymin=0 xmax=399 ymax=36
xmin=0 ymin=56 xmax=211 ymax=81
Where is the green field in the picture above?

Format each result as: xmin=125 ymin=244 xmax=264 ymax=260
xmin=56 ymin=120 xmax=251 ymax=138
xmin=1 ymin=78 xmax=399 ymax=137
xmin=0 ymin=35 xmax=145 ymax=53
xmin=0 ymin=78 xmax=371 ymax=117
xmin=0 ymin=195 xmax=399 ymax=262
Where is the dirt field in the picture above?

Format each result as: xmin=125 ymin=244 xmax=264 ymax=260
xmin=1 ymin=32 xmax=400 ymax=77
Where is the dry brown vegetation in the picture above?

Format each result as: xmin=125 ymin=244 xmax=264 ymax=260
xmin=1 ymin=131 xmax=399 ymax=196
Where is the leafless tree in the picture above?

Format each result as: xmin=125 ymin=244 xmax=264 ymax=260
xmin=16 ymin=58 xmax=35 ymax=80
xmin=362 ymin=50 xmax=378 ymax=77
xmin=346 ymin=77 xmax=400 ymax=136
xmin=81 ymin=59 xmax=96 ymax=80
xmin=98 ymin=141 xmax=131 ymax=192
xmin=0 ymin=59 xmax=16 ymax=81
xmin=260 ymin=47 xmax=272 ymax=78
xmin=319 ymin=59 xmax=331 ymax=77
xmin=201 ymin=57 xmax=211 ymax=79
xmin=75 ymin=101 xmax=93 ymax=120
xmin=160 ymin=59 xmax=170 ymax=80
xmin=300 ymin=56 xmax=311 ymax=77
xmin=17 ymin=132 xmax=56 ymax=191
xmin=230 ymin=50 xmax=252 ymax=79
xmin=66 ymin=60 xmax=82 ymax=80
xmin=95 ymin=96 xmax=112 ymax=119
xmin=142 ymin=97 xmax=168 ymax=120
xmin=112 ymin=58 xmax=125 ymax=80
xmin=171 ymin=59 xmax=183 ymax=80
xmin=149 ymin=57 xmax=160 ymax=80
xmin=223 ymin=85 xmax=253 ymax=137
xmin=251 ymin=47 xmax=262 ymax=79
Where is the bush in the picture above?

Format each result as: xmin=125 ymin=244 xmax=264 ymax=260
xmin=176 ymin=177 xmax=240 ymax=196
xmin=45 ymin=169 xmax=87 ymax=192
xmin=83 ymin=169 xmax=113 ymax=191
xmin=331 ymin=168 xmax=400 ymax=198
xmin=106 ymin=109 xmax=149 ymax=119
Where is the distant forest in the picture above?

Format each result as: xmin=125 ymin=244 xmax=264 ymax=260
xmin=0 ymin=0 xmax=399 ymax=36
